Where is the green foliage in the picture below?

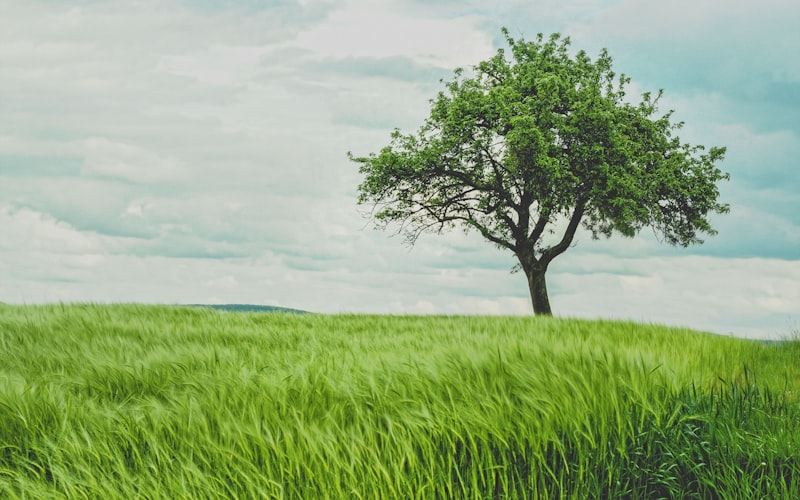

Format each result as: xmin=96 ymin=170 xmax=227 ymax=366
xmin=352 ymin=29 xmax=729 ymax=314
xmin=353 ymin=29 xmax=728 ymax=250
xmin=0 ymin=304 xmax=798 ymax=498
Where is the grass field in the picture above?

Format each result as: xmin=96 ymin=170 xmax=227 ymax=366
xmin=0 ymin=303 xmax=798 ymax=498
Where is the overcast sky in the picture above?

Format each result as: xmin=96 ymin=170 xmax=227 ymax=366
xmin=2 ymin=0 xmax=798 ymax=339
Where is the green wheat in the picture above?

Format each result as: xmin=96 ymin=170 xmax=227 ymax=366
xmin=0 ymin=303 xmax=798 ymax=498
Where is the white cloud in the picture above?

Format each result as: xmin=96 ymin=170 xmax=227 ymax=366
xmin=207 ymin=275 xmax=239 ymax=289
xmin=0 ymin=134 xmax=77 ymax=157
xmin=292 ymin=1 xmax=494 ymax=68
xmin=565 ymin=0 xmax=797 ymax=45
xmin=552 ymin=254 xmax=800 ymax=339
xmin=158 ymin=45 xmax=273 ymax=86
xmin=81 ymin=137 xmax=188 ymax=184
xmin=0 ymin=204 xmax=100 ymax=254
xmin=1 ymin=201 xmax=797 ymax=338
xmin=124 ymin=201 xmax=147 ymax=218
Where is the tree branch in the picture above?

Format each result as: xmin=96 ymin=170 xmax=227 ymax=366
xmin=540 ymin=199 xmax=586 ymax=264
xmin=528 ymin=205 xmax=552 ymax=244
xmin=481 ymin=143 xmax=515 ymax=202
xmin=461 ymin=216 xmax=517 ymax=251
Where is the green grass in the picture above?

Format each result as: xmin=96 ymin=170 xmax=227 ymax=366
xmin=0 ymin=303 xmax=798 ymax=498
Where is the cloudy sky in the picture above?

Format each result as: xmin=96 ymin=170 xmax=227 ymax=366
xmin=1 ymin=0 xmax=798 ymax=339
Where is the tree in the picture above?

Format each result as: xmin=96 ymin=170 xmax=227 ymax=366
xmin=351 ymin=30 xmax=729 ymax=316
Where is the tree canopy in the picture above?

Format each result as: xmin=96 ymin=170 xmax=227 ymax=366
xmin=351 ymin=30 xmax=729 ymax=315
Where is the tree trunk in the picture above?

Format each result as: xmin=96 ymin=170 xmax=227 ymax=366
xmin=524 ymin=265 xmax=552 ymax=316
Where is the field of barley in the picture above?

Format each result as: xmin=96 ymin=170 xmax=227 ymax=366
xmin=0 ymin=303 xmax=798 ymax=498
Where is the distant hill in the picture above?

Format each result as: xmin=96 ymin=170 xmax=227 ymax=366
xmin=183 ymin=304 xmax=309 ymax=314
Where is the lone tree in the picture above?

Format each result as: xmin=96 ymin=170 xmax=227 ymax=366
xmin=351 ymin=30 xmax=729 ymax=315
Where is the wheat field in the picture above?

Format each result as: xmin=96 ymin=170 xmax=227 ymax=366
xmin=0 ymin=303 xmax=798 ymax=498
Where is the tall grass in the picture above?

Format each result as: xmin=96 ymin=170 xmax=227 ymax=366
xmin=0 ymin=303 xmax=798 ymax=498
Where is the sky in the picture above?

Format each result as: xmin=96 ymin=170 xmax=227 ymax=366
xmin=1 ymin=0 xmax=798 ymax=339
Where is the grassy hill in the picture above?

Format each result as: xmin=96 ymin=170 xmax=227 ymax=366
xmin=0 ymin=303 xmax=798 ymax=498
xmin=183 ymin=303 xmax=309 ymax=314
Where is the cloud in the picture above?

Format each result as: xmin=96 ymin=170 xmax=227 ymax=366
xmin=1 ymin=200 xmax=796 ymax=338
xmin=0 ymin=204 xmax=101 ymax=254
xmin=81 ymin=137 xmax=188 ymax=184
xmin=311 ymin=55 xmax=452 ymax=83
xmin=158 ymin=45 xmax=274 ymax=86
xmin=207 ymin=275 xmax=239 ymax=288
xmin=561 ymin=0 xmax=799 ymax=136
xmin=551 ymin=253 xmax=800 ymax=339
xmin=292 ymin=1 xmax=495 ymax=68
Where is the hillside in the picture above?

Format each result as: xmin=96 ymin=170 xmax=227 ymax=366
xmin=0 ymin=304 xmax=798 ymax=498
xmin=183 ymin=303 xmax=309 ymax=314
